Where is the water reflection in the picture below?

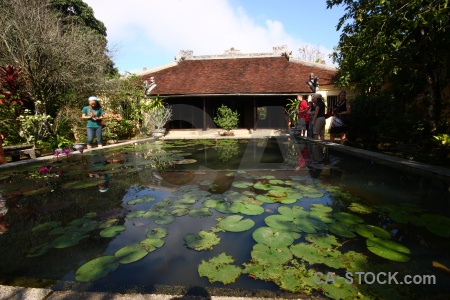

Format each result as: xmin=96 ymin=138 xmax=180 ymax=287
xmin=0 ymin=138 xmax=449 ymax=297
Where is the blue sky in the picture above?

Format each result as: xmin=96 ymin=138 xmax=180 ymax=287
xmin=83 ymin=0 xmax=346 ymax=74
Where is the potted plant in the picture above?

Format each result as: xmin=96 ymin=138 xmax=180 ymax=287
xmin=214 ymin=104 xmax=239 ymax=136
xmin=143 ymin=106 xmax=173 ymax=137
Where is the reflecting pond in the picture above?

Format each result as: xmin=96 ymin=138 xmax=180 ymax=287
xmin=0 ymin=138 xmax=449 ymax=299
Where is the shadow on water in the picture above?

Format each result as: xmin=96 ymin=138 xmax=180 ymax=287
xmin=0 ymin=137 xmax=449 ymax=299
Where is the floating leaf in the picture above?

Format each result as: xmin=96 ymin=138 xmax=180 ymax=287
xmin=355 ymin=224 xmax=391 ymax=239
xmin=127 ymin=196 xmax=155 ymax=205
xmin=146 ymin=227 xmax=168 ymax=239
xmin=126 ymin=210 xmax=146 ymax=218
xmin=308 ymin=211 xmax=334 ymax=223
xmin=293 ymin=217 xmax=318 ymax=234
xmin=238 ymin=203 xmax=264 ymax=216
xmin=305 ymin=234 xmax=340 ymax=248
xmin=215 ymin=201 xmax=242 ymax=214
xmin=154 ymin=214 xmax=176 ymax=225
xmin=232 ymin=181 xmax=253 ymax=189
xmin=75 ymin=256 xmax=119 ymax=282
xmin=252 ymin=227 xmax=296 ymax=247
xmin=348 ymin=202 xmax=375 ymax=214
xmin=198 ymin=253 xmax=242 ymax=284
xmin=334 ymin=212 xmax=364 ymax=225
xmin=114 ymin=243 xmax=148 ymax=264
xmin=99 ymin=225 xmax=126 ymax=238
xmin=250 ymin=243 xmax=292 ymax=265
xmin=189 ymin=208 xmax=212 ymax=218
xmin=184 ymin=230 xmax=220 ymax=251
xmin=421 ymin=214 xmax=450 ymax=238
xmin=310 ymin=204 xmax=332 ymax=213
xmin=264 ymin=214 xmax=297 ymax=231
xmin=26 ymin=243 xmax=52 ymax=258
xmin=171 ymin=208 xmax=189 ymax=216
xmin=218 ymin=215 xmax=255 ymax=232
xmin=32 ymin=221 xmax=61 ymax=233
xmin=52 ymin=233 xmax=88 ymax=248
xmin=140 ymin=238 xmax=164 ymax=252
xmin=328 ymin=222 xmax=356 ymax=238
xmin=366 ymin=238 xmax=410 ymax=262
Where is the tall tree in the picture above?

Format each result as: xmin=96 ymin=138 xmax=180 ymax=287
xmin=0 ymin=0 xmax=113 ymax=117
xmin=327 ymin=0 xmax=450 ymax=128
xmin=297 ymin=44 xmax=327 ymax=64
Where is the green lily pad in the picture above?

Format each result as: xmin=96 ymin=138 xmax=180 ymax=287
xmin=99 ymin=225 xmax=126 ymax=238
xmin=140 ymin=238 xmax=164 ymax=252
xmin=127 ymin=196 xmax=155 ymax=205
xmin=267 ymin=190 xmax=288 ymax=199
xmin=215 ymin=201 xmax=242 ymax=214
xmin=154 ymin=214 xmax=176 ymax=225
xmin=32 ymin=221 xmax=61 ymax=233
xmin=171 ymin=208 xmax=190 ymax=216
xmin=354 ymin=224 xmax=391 ymax=239
xmin=421 ymin=214 xmax=450 ymax=238
xmin=310 ymin=204 xmax=333 ymax=213
xmin=253 ymin=182 xmax=273 ymax=191
xmin=255 ymin=194 xmax=277 ymax=203
xmin=308 ymin=211 xmax=334 ymax=223
xmin=252 ymin=226 xmax=296 ymax=247
xmin=26 ymin=243 xmax=52 ymax=258
xmin=305 ymin=234 xmax=340 ymax=248
xmin=52 ymin=233 xmax=88 ymax=248
xmin=250 ymin=243 xmax=293 ymax=265
xmin=264 ymin=214 xmax=297 ymax=231
xmin=203 ymin=199 xmax=220 ymax=208
xmin=184 ymin=230 xmax=220 ymax=251
xmin=347 ymin=202 xmax=375 ymax=214
xmin=334 ymin=212 xmax=364 ymax=225
xmin=238 ymin=203 xmax=264 ymax=215
xmin=293 ymin=218 xmax=318 ymax=234
xmin=278 ymin=205 xmax=309 ymax=218
xmin=232 ymin=181 xmax=254 ymax=189
xmin=189 ymin=208 xmax=212 ymax=218
xmin=126 ymin=210 xmax=146 ymax=218
xmin=75 ymin=255 xmax=119 ymax=282
xmin=146 ymin=227 xmax=168 ymax=239
xmin=218 ymin=215 xmax=255 ymax=232
xmin=114 ymin=243 xmax=148 ymax=264
xmin=198 ymin=253 xmax=242 ymax=284
xmin=366 ymin=238 xmax=410 ymax=262
xmin=327 ymin=222 xmax=356 ymax=238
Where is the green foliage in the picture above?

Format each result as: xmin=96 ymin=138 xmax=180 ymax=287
xmin=17 ymin=105 xmax=52 ymax=146
xmin=433 ymin=134 xmax=450 ymax=148
xmin=286 ymin=97 xmax=300 ymax=125
xmin=327 ymin=0 xmax=450 ymax=127
xmin=214 ymin=104 xmax=239 ymax=131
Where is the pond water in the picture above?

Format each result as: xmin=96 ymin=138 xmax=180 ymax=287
xmin=0 ymin=138 xmax=449 ymax=299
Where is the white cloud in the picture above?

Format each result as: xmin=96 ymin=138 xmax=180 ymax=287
xmin=84 ymin=0 xmax=335 ymax=71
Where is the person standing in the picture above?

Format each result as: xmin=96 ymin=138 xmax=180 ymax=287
xmin=330 ymin=91 xmax=351 ymax=144
xmin=306 ymin=101 xmax=314 ymax=138
xmin=311 ymin=94 xmax=326 ymax=140
xmin=297 ymin=95 xmax=309 ymax=137
xmin=0 ymin=133 xmax=6 ymax=164
xmin=81 ymin=96 xmax=105 ymax=149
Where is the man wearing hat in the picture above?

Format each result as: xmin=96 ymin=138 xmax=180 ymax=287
xmin=81 ymin=96 xmax=105 ymax=149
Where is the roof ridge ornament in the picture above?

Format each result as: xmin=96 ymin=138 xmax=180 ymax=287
xmin=176 ymin=50 xmax=194 ymax=61
xmin=224 ymin=47 xmax=241 ymax=55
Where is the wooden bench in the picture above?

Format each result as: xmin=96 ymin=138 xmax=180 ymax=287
xmin=3 ymin=145 xmax=36 ymax=162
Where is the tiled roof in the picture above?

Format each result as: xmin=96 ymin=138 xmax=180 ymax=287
xmin=140 ymin=55 xmax=336 ymax=96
